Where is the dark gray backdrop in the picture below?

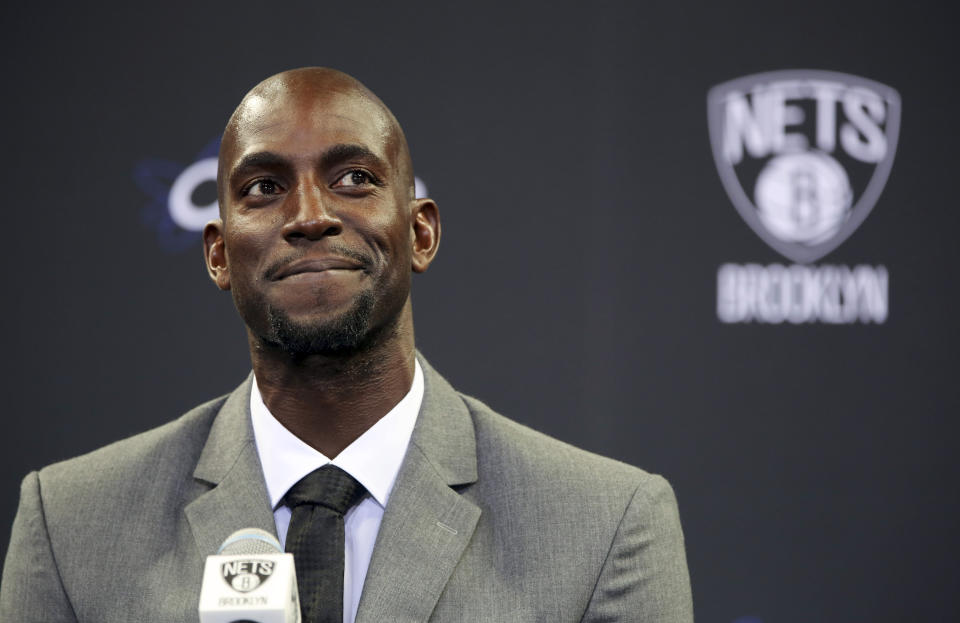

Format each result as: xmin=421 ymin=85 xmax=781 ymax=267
xmin=2 ymin=2 xmax=957 ymax=621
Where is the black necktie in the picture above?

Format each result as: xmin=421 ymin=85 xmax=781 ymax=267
xmin=283 ymin=465 xmax=366 ymax=623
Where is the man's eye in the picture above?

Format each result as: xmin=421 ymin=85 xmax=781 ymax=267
xmin=244 ymin=180 xmax=283 ymax=197
xmin=335 ymin=170 xmax=375 ymax=188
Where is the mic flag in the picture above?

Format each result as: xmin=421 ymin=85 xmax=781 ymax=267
xmin=198 ymin=528 xmax=302 ymax=623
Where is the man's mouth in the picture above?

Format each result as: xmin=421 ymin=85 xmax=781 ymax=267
xmin=270 ymin=256 xmax=366 ymax=280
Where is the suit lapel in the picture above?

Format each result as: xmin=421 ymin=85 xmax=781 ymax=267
xmin=355 ymin=357 xmax=481 ymax=623
xmin=185 ymin=376 xmax=278 ymax=557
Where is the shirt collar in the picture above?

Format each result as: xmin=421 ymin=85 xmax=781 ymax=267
xmin=250 ymin=359 xmax=424 ymax=511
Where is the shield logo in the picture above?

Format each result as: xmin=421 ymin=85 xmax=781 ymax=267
xmin=707 ymin=70 xmax=901 ymax=263
xmin=221 ymin=558 xmax=275 ymax=593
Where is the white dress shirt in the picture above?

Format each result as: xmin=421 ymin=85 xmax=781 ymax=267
xmin=249 ymin=360 xmax=424 ymax=623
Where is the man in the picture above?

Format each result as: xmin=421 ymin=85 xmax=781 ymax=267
xmin=1 ymin=68 xmax=693 ymax=622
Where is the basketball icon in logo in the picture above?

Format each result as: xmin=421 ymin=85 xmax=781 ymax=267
xmin=708 ymin=70 xmax=900 ymax=263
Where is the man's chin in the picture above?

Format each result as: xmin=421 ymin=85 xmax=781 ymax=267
xmin=264 ymin=292 xmax=376 ymax=357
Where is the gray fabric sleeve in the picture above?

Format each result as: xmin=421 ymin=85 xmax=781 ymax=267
xmin=581 ymin=474 xmax=694 ymax=622
xmin=0 ymin=472 xmax=79 ymax=623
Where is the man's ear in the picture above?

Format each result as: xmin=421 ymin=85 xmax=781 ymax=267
xmin=202 ymin=219 xmax=231 ymax=290
xmin=411 ymin=198 xmax=440 ymax=273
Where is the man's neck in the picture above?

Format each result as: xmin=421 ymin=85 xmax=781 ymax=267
xmin=249 ymin=323 xmax=416 ymax=459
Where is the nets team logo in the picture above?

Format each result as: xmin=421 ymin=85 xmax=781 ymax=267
xmin=708 ymin=70 xmax=901 ymax=263
xmin=708 ymin=70 xmax=899 ymax=324
xmin=221 ymin=559 xmax=275 ymax=593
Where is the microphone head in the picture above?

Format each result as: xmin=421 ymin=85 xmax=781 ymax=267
xmin=217 ymin=528 xmax=283 ymax=556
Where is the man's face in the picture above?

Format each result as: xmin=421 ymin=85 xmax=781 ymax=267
xmin=206 ymin=84 xmax=419 ymax=355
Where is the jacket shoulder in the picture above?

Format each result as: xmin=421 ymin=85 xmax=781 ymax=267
xmin=459 ymin=393 xmax=670 ymax=509
xmin=447 ymin=392 xmax=690 ymax=620
xmin=36 ymin=393 xmax=230 ymax=520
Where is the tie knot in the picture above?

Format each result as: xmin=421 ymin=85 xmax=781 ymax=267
xmin=283 ymin=465 xmax=366 ymax=516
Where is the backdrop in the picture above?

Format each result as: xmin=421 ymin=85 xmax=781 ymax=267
xmin=2 ymin=2 xmax=957 ymax=621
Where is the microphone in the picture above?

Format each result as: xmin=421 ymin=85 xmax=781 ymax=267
xmin=198 ymin=528 xmax=301 ymax=623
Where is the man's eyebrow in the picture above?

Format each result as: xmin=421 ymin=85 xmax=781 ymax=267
xmin=320 ymin=144 xmax=388 ymax=173
xmin=229 ymin=151 xmax=290 ymax=182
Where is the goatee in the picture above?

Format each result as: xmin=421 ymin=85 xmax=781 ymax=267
xmin=265 ymin=289 xmax=378 ymax=356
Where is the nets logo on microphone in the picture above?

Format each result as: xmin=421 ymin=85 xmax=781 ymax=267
xmin=221 ymin=559 xmax=276 ymax=593
xmin=708 ymin=70 xmax=899 ymax=324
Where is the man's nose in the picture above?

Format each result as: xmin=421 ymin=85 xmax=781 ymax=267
xmin=282 ymin=185 xmax=343 ymax=240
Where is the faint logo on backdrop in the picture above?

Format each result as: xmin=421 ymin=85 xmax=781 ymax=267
xmin=135 ymin=138 xmax=221 ymax=253
xmin=708 ymin=70 xmax=900 ymax=263
xmin=135 ymin=138 xmax=429 ymax=253
xmin=707 ymin=70 xmax=900 ymax=324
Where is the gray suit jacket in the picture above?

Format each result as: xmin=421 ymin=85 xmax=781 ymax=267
xmin=1 ymin=358 xmax=693 ymax=622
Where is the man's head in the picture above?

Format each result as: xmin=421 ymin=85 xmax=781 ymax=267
xmin=203 ymin=68 xmax=440 ymax=357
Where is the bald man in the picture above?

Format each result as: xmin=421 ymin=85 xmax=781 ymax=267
xmin=1 ymin=69 xmax=693 ymax=622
